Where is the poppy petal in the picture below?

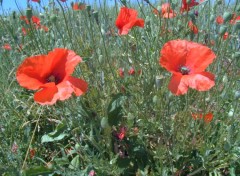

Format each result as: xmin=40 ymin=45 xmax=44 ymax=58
xmin=49 ymin=48 xmax=82 ymax=79
xmin=67 ymin=76 xmax=88 ymax=96
xmin=56 ymin=81 xmax=74 ymax=101
xmin=186 ymin=46 xmax=216 ymax=73
xmin=34 ymin=83 xmax=58 ymax=105
xmin=16 ymin=55 xmax=52 ymax=90
xmin=168 ymin=74 xmax=189 ymax=95
xmin=115 ymin=7 xmax=144 ymax=35
xmin=184 ymin=72 xmax=215 ymax=91
xmin=160 ymin=40 xmax=189 ymax=73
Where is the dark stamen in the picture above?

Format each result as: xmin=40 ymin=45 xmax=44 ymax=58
xmin=180 ymin=66 xmax=190 ymax=75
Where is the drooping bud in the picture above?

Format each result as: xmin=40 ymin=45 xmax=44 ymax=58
xmin=93 ymin=11 xmax=99 ymax=23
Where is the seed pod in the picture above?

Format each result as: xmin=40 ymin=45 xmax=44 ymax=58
xmin=26 ymin=8 xmax=33 ymax=21
xmin=223 ymin=12 xmax=233 ymax=23
xmin=219 ymin=25 xmax=227 ymax=36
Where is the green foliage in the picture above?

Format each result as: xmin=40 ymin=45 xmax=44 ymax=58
xmin=0 ymin=0 xmax=240 ymax=175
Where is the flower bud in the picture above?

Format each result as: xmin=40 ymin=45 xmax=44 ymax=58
xmin=219 ymin=25 xmax=227 ymax=36
xmin=12 ymin=11 xmax=16 ymax=20
xmin=93 ymin=11 xmax=99 ymax=23
xmin=223 ymin=12 xmax=233 ymax=23
xmin=50 ymin=14 xmax=57 ymax=23
xmin=26 ymin=8 xmax=33 ymax=21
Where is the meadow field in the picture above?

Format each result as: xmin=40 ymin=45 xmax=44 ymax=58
xmin=0 ymin=0 xmax=240 ymax=175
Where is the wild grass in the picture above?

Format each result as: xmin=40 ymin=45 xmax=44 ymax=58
xmin=0 ymin=0 xmax=240 ymax=175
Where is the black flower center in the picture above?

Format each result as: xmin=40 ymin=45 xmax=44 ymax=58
xmin=179 ymin=66 xmax=190 ymax=75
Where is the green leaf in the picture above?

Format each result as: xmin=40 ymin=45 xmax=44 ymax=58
xmin=69 ymin=155 xmax=80 ymax=170
xmin=41 ymin=133 xmax=68 ymax=143
xmin=48 ymin=119 xmax=67 ymax=138
xmin=22 ymin=166 xmax=53 ymax=176
xmin=107 ymin=93 xmax=128 ymax=126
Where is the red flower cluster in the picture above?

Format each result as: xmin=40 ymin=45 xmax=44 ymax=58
xmin=160 ymin=40 xmax=216 ymax=95
xmin=181 ymin=0 xmax=199 ymax=12
xmin=192 ymin=112 xmax=213 ymax=123
xmin=153 ymin=3 xmax=176 ymax=18
xmin=188 ymin=21 xmax=198 ymax=34
xmin=115 ymin=7 xmax=144 ymax=35
xmin=72 ymin=3 xmax=86 ymax=11
xmin=16 ymin=48 xmax=88 ymax=105
xmin=20 ymin=15 xmax=48 ymax=35
xmin=118 ymin=67 xmax=141 ymax=78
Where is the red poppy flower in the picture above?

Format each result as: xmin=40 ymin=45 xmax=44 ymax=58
xmin=161 ymin=3 xmax=176 ymax=18
xmin=216 ymin=16 xmax=224 ymax=24
xmin=2 ymin=43 xmax=11 ymax=50
xmin=128 ymin=67 xmax=135 ymax=75
xmin=119 ymin=68 xmax=124 ymax=78
xmin=117 ymin=127 xmax=127 ymax=140
xmin=16 ymin=48 xmax=88 ymax=105
xmin=181 ymin=0 xmax=199 ymax=12
xmin=28 ymin=0 xmax=40 ymax=2
xmin=192 ymin=112 xmax=213 ymax=123
xmin=72 ymin=3 xmax=86 ymax=11
xmin=160 ymin=40 xmax=216 ymax=95
xmin=20 ymin=15 xmax=41 ymax=27
xmin=223 ymin=32 xmax=228 ymax=40
xmin=115 ymin=7 xmax=144 ymax=35
xmin=188 ymin=21 xmax=198 ymax=34
xmin=230 ymin=14 xmax=240 ymax=24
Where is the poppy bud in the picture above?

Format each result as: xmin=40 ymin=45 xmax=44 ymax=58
xmin=237 ymin=4 xmax=240 ymax=12
xmin=93 ymin=11 xmax=99 ymax=23
xmin=219 ymin=25 xmax=227 ymax=36
xmin=120 ymin=0 xmax=127 ymax=6
xmin=155 ymin=75 xmax=163 ymax=89
xmin=232 ymin=52 xmax=240 ymax=59
xmin=223 ymin=12 xmax=233 ymax=23
xmin=233 ymin=21 xmax=240 ymax=32
xmin=26 ymin=8 xmax=33 ymax=21
xmin=210 ymin=14 xmax=215 ymax=22
xmin=153 ymin=95 xmax=160 ymax=104
xmin=12 ymin=11 xmax=16 ymax=20
xmin=234 ymin=91 xmax=240 ymax=99
xmin=101 ymin=117 xmax=109 ymax=129
xmin=86 ymin=5 xmax=91 ymax=13
xmin=216 ymin=0 xmax=222 ymax=5
xmin=50 ymin=15 xmax=57 ymax=23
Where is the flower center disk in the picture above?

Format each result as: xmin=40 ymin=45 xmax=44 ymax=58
xmin=180 ymin=66 xmax=190 ymax=75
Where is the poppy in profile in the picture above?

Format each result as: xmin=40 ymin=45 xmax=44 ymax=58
xmin=115 ymin=7 xmax=144 ymax=35
xmin=188 ymin=21 xmax=198 ymax=34
xmin=181 ymin=0 xmax=199 ymax=12
xmin=223 ymin=32 xmax=229 ymax=40
xmin=216 ymin=16 xmax=224 ymax=24
xmin=119 ymin=68 xmax=124 ymax=78
xmin=161 ymin=3 xmax=176 ymax=18
xmin=160 ymin=40 xmax=216 ymax=95
xmin=16 ymin=48 xmax=88 ymax=105
xmin=2 ymin=44 xmax=11 ymax=50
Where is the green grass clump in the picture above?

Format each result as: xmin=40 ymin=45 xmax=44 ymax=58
xmin=0 ymin=0 xmax=240 ymax=175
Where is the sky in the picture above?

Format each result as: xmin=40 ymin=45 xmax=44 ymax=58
xmin=0 ymin=0 xmax=234 ymax=13
xmin=0 ymin=0 xmax=158 ymax=12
